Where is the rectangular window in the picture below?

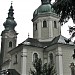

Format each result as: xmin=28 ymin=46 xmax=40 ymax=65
xmin=54 ymin=21 xmax=57 ymax=28
xmin=9 ymin=41 xmax=12 ymax=48
xmin=35 ymin=23 xmax=37 ymax=30
xmin=13 ymin=54 xmax=18 ymax=64
xmin=70 ymin=63 xmax=75 ymax=75
xmin=34 ymin=23 xmax=37 ymax=31
xmin=43 ymin=20 xmax=47 ymax=28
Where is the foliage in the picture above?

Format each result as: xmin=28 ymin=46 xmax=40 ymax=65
xmin=43 ymin=63 xmax=56 ymax=75
xmin=52 ymin=0 xmax=75 ymax=41
xmin=69 ymin=26 xmax=75 ymax=39
xmin=30 ymin=57 xmax=56 ymax=75
xmin=52 ymin=0 xmax=75 ymax=25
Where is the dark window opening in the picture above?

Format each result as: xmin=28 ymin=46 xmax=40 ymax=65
xmin=14 ymin=54 xmax=18 ymax=64
xmin=9 ymin=41 xmax=12 ymax=48
xmin=33 ymin=53 xmax=38 ymax=62
xmin=70 ymin=63 xmax=75 ymax=75
xmin=43 ymin=20 xmax=47 ymax=28
xmin=35 ymin=23 xmax=37 ymax=30
xmin=54 ymin=21 xmax=57 ymax=28
xmin=49 ymin=53 xmax=54 ymax=64
xmin=72 ymin=49 xmax=75 ymax=59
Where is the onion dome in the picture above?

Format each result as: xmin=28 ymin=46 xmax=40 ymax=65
xmin=33 ymin=0 xmax=56 ymax=20
xmin=3 ymin=2 xmax=17 ymax=30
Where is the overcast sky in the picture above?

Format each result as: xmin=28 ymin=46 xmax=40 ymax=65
xmin=0 ymin=0 xmax=75 ymax=47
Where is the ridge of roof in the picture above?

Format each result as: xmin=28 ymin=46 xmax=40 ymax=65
xmin=9 ymin=35 xmax=75 ymax=54
xmin=21 ymin=35 xmax=74 ymax=48
xmin=22 ymin=38 xmax=43 ymax=48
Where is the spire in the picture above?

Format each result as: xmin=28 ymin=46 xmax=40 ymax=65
xmin=7 ymin=1 xmax=14 ymax=19
xmin=41 ymin=0 xmax=51 ymax=5
xmin=3 ymin=2 xmax=17 ymax=30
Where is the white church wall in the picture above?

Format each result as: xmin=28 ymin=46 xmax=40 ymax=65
xmin=2 ymin=62 xmax=10 ymax=70
xmin=45 ymin=44 xmax=58 ymax=71
xmin=21 ymin=46 xmax=27 ymax=75
xmin=23 ymin=46 xmax=43 ymax=75
xmin=60 ymin=44 xmax=75 ymax=75
xmin=56 ymin=47 xmax=63 ymax=75
xmin=43 ymin=51 xmax=48 ymax=64
xmin=33 ymin=23 xmax=38 ymax=39
xmin=33 ymin=15 xmax=60 ymax=41
xmin=33 ymin=18 xmax=41 ymax=39
xmin=10 ymin=45 xmax=23 ymax=75
xmin=46 ymin=46 xmax=63 ymax=75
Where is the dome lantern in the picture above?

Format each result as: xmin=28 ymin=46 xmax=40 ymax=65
xmin=32 ymin=0 xmax=56 ymax=21
xmin=3 ymin=2 xmax=17 ymax=30
xmin=41 ymin=0 xmax=51 ymax=5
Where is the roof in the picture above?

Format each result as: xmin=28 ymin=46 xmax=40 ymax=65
xmin=22 ymin=38 xmax=43 ymax=47
xmin=33 ymin=2 xmax=57 ymax=20
xmin=3 ymin=3 xmax=17 ymax=30
xmin=50 ymin=35 xmax=74 ymax=46
xmin=0 ymin=69 xmax=20 ymax=75
xmin=33 ymin=4 xmax=55 ymax=16
xmin=8 ymin=35 xmax=75 ymax=54
xmin=21 ymin=35 xmax=74 ymax=48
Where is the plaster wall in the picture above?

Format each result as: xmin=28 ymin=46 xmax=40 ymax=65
xmin=23 ymin=46 xmax=43 ymax=75
xmin=10 ymin=46 xmax=22 ymax=74
xmin=33 ymin=16 xmax=61 ymax=41
xmin=60 ymin=45 xmax=75 ymax=75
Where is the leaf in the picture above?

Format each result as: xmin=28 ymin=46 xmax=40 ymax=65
xmin=52 ymin=0 xmax=75 ymax=24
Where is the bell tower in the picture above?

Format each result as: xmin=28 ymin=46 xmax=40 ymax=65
xmin=1 ymin=3 xmax=18 ymax=63
xmin=32 ymin=0 xmax=61 ymax=42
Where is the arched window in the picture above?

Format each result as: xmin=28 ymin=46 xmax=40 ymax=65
xmin=49 ymin=53 xmax=54 ymax=64
xmin=35 ymin=23 xmax=37 ymax=30
xmin=15 ymin=54 xmax=17 ymax=63
xmin=33 ymin=53 xmax=38 ymax=62
xmin=14 ymin=54 xmax=18 ymax=64
xmin=43 ymin=20 xmax=47 ymax=28
xmin=9 ymin=41 xmax=12 ymax=48
xmin=70 ymin=63 xmax=75 ymax=75
xmin=54 ymin=21 xmax=57 ymax=28
xmin=33 ymin=23 xmax=37 ymax=30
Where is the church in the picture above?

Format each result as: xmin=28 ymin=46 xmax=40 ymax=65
xmin=0 ymin=0 xmax=75 ymax=75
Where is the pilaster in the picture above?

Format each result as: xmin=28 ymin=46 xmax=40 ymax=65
xmin=49 ymin=20 xmax=53 ymax=38
xmin=56 ymin=47 xmax=63 ymax=75
xmin=38 ymin=19 xmax=42 ymax=40
xmin=21 ymin=48 xmax=27 ymax=75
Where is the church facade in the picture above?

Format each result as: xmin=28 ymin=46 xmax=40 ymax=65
xmin=0 ymin=0 xmax=75 ymax=75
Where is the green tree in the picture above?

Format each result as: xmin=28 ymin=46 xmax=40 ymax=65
xmin=30 ymin=57 xmax=56 ymax=75
xmin=51 ymin=0 xmax=75 ymax=41
xmin=52 ymin=0 xmax=75 ymax=24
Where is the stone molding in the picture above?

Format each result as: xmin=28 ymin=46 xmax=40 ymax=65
xmin=21 ymin=52 xmax=27 ymax=57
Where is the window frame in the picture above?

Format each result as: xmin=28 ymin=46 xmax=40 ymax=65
xmin=32 ymin=52 xmax=39 ymax=62
xmin=48 ymin=52 xmax=54 ymax=64
xmin=33 ymin=23 xmax=38 ymax=31
xmin=35 ymin=23 xmax=37 ymax=30
xmin=9 ymin=41 xmax=12 ymax=48
xmin=13 ymin=54 xmax=18 ymax=64
xmin=54 ymin=21 xmax=57 ymax=28
xmin=43 ymin=20 xmax=47 ymax=28
xmin=33 ymin=53 xmax=38 ymax=62
xmin=49 ymin=53 xmax=54 ymax=64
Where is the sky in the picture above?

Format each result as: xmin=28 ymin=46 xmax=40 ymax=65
xmin=0 ymin=0 xmax=75 ymax=47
